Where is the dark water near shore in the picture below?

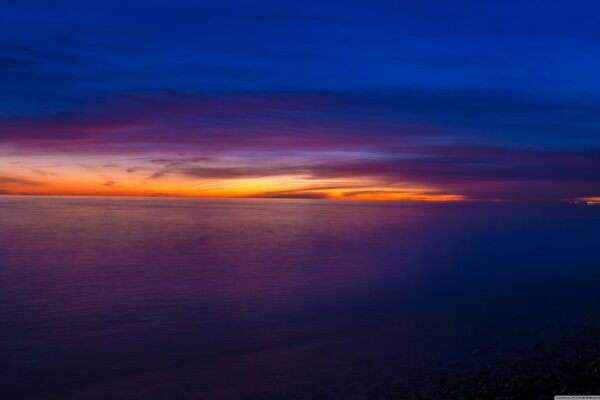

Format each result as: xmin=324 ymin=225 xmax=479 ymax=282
xmin=1 ymin=196 xmax=599 ymax=399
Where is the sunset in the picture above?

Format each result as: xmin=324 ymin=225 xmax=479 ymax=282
xmin=2 ymin=90 xmax=598 ymax=201
xmin=1 ymin=1 xmax=599 ymax=399
xmin=1 ymin=2 xmax=599 ymax=202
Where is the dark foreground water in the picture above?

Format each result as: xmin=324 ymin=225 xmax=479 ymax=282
xmin=1 ymin=196 xmax=599 ymax=399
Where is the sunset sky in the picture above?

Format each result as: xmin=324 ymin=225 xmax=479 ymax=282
xmin=1 ymin=0 xmax=599 ymax=201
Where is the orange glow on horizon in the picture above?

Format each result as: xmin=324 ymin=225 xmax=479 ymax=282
xmin=0 ymin=167 xmax=465 ymax=201
xmin=2 ymin=155 xmax=591 ymax=203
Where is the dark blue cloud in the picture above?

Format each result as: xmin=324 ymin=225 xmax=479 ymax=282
xmin=3 ymin=0 xmax=600 ymax=115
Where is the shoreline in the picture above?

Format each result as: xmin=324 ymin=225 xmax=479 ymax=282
xmin=385 ymin=326 xmax=600 ymax=400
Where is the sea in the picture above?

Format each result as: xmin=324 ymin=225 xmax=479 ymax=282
xmin=1 ymin=196 xmax=599 ymax=399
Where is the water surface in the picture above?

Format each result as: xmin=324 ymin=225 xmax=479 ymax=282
xmin=1 ymin=197 xmax=599 ymax=399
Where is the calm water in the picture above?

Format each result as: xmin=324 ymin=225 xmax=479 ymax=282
xmin=1 ymin=196 xmax=599 ymax=399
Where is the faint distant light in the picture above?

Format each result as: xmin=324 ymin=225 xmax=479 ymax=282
xmin=571 ymin=198 xmax=600 ymax=206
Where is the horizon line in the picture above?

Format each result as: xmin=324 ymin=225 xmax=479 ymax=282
xmin=2 ymin=192 xmax=598 ymax=205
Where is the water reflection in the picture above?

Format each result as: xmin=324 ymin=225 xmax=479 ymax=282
xmin=0 ymin=197 xmax=598 ymax=399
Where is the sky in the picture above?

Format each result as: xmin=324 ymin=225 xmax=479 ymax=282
xmin=1 ymin=0 xmax=599 ymax=201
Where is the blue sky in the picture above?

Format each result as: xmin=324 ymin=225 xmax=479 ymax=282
xmin=0 ymin=0 xmax=599 ymax=200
